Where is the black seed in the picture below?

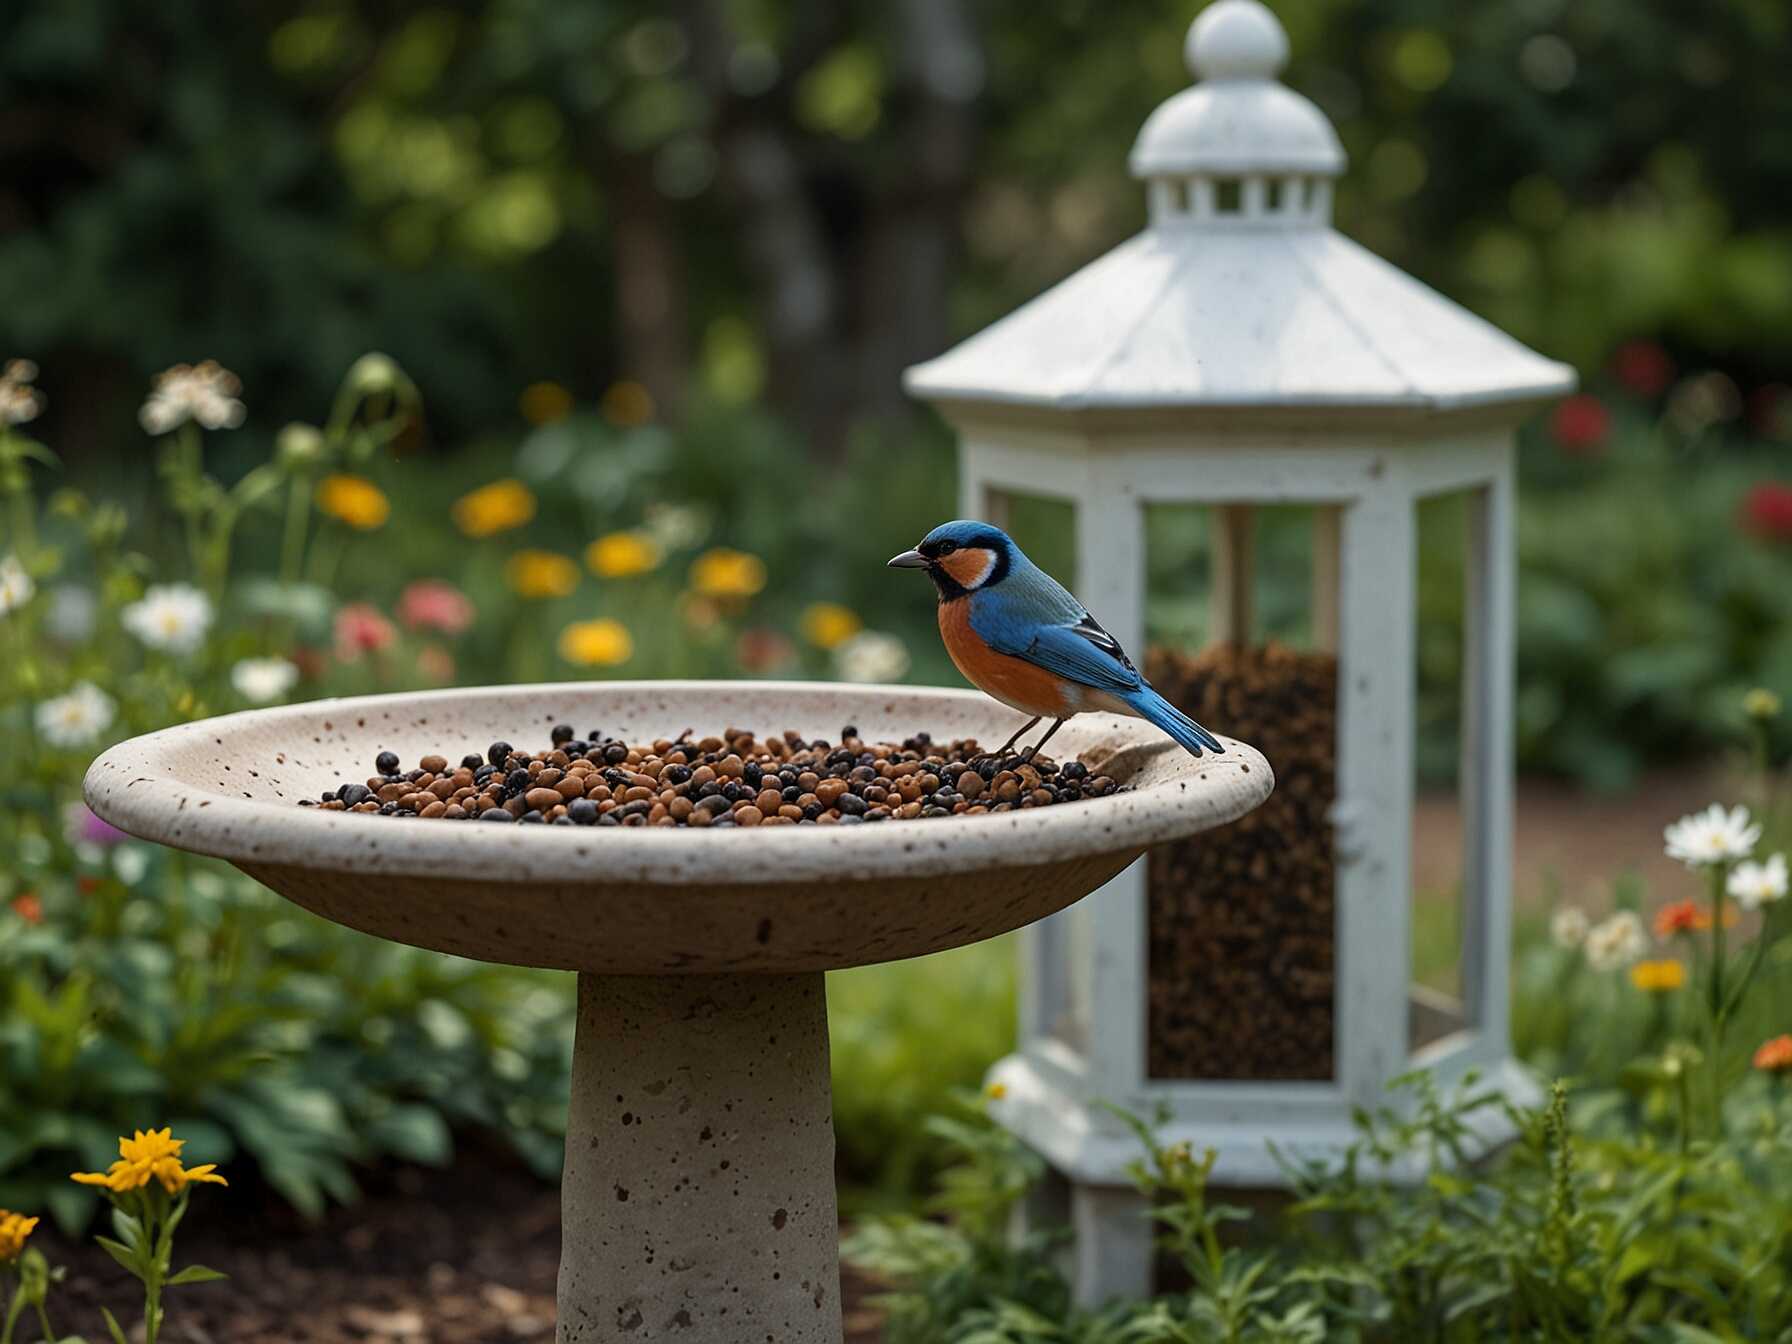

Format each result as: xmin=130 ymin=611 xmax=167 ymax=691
xmin=551 ymin=724 xmax=574 ymax=744
xmin=597 ymin=812 xmax=620 ymax=826
xmin=837 ymin=793 xmax=867 ymax=816
xmin=552 ymin=815 xmax=574 ymax=825
xmin=488 ymin=741 xmax=512 ymax=766
xmin=461 ymin=754 xmax=485 ymax=770
xmin=568 ymin=798 xmax=599 ymax=824
xmin=664 ymin=764 xmax=692 ymax=785
xmin=742 ymin=761 xmax=763 ymax=787
xmin=781 ymin=785 xmax=802 ymax=803
xmin=481 ymin=808 xmax=514 ymax=822
xmin=339 ymin=783 xmax=371 ymax=806
xmin=840 ymin=725 xmax=858 ymax=740
xmin=375 ymin=751 xmax=399 ymax=775
xmin=604 ymin=743 xmax=629 ymax=764
xmin=520 ymin=810 xmax=544 ymax=823
xmin=507 ymin=768 xmax=531 ymax=793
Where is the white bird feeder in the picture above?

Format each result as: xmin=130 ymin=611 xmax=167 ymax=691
xmin=905 ymin=0 xmax=1574 ymax=1303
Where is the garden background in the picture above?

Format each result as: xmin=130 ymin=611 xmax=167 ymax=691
xmin=3 ymin=0 xmax=1792 ymax=1336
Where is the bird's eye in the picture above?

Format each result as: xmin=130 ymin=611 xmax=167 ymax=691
xmin=938 ymin=541 xmax=958 ymax=556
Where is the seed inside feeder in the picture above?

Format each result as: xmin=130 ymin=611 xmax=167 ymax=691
xmin=298 ymin=724 xmax=1121 ymax=828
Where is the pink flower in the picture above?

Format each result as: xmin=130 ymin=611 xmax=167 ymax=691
xmin=1550 ymin=395 xmax=1610 ymax=455
xmin=65 ymin=802 xmax=129 ymax=847
xmin=1611 ymin=340 xmax=1674 ymax=398
xmin=734 ymin=627 xmax=796 ymax=674
xmin=333 ymin=603 xmax=397 ymax=662
xmin=398 ymin=579 xmax=474 ymax=635
xmin=1740 ymin=482 xmax=1792 ymax=543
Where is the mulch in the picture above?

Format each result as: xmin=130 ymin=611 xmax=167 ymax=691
xmin=31 ymin=1142 xmax=886 ymax=1343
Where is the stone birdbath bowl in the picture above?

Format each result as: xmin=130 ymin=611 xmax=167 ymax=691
xmin=84 ymin=680 xmax=1272 ymax=1342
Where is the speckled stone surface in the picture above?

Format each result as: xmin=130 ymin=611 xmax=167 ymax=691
xmin=82 ymin=680 xmax=1273 ymax=975
xmin=558 ymin=973 xmax=838 ymax=1343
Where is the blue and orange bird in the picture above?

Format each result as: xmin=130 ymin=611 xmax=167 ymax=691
xmin=888 ymin=520 xmax=1224 ymax=761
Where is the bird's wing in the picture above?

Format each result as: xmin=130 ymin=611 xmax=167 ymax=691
xmin=973 ymin=592 xmax=1144 ymax=694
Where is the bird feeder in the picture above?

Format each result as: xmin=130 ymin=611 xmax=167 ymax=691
xmin=905 ymin=0 xmax=1574 ymax=1302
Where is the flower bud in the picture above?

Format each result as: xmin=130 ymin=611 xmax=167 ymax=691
xmin=276 ymin=422 xmax=325 ymax=468
xmin=345 ymin=352 xmax=402 ymax=395
xmin=1743 ymin=687 xmax=1782 ymax=722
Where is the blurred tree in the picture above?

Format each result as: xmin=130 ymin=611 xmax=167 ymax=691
xmin=2 ymin=0 xmax=1788 ymax=460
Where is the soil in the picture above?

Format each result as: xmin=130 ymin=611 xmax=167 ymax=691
xmin=32 ymin=1143 xmax=887 ymax=1344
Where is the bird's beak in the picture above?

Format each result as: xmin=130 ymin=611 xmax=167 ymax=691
xmin=886 ymin=549 xmax=929 ymax=569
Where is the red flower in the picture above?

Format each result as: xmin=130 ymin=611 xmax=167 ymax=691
xmin=76 ymin=876 xmax=103 ymax=895
xmin=1755 ymin=1034 xmax=1792 ymax=1073
xmin=11 ymin=893 xmax=43 ymax=924
xmin=398 ymin=580 xmax=475 ymax=635
xmin=333 ymin=603 xmax=398 ymax=662
xmin=1549 ymin=395 xmax=1610 ymax=455
xmin=1611 ymin=340 xmax=1674 ymax=398
xmin=1653 ymin=899 xmax=1702 ymax=937
xmin=1741 ymin=482 xmax=1792 ymax=543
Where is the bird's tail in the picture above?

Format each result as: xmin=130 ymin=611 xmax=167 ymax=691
xmin=1122 ymin=685 xmax=1224 ymax=757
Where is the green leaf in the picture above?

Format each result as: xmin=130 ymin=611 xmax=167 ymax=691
xmin=111 ymin=1206 xmax=144 ymax=1251
xmin=167 ymin=1264 xmax=229 ymax=1286
xmin=101 ymin=1306 xmax=130 ymax=1344
xmin=93 ymin=1236 xmax=143 ymax=1279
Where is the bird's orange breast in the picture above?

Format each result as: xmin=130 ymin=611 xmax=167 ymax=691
xmin=938 ymin=600 xmax=1081 ymax=718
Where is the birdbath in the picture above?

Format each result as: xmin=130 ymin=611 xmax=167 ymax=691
xmin=84 ymin=680 xmax=1272 ymax=1342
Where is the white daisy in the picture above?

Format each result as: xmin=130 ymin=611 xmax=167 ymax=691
xmin=35 ymin=681 xmax=115 ymax=748
xmin=1584 ymin=910 xmax=1648 ymax=972
xmin=139 ymin=361 xmax=245 ymax=434
xmin=834 ymin=630 xmax=911 ymax=684
xmin=121 ymin=583 xmax=213 ymax=654
xmin=1 ymin=359 xmax=43 ymax=425
xmin=1727 ymin=854 xmax=1787 ymax=912
xmin=1663 ymin=803 xmax=1759 ymax=869
xmin=45 ymin=584 xmax=98 ymax=643
xmin=1549 ymin=906 xmax=1589 ymax=949
xmin=231 ymin=656 xmax=300 ymax=704
xmin=643 ymin=501 xmax=709 ymax=552
xmin=0 ymin=553 xmax=34 ymax=614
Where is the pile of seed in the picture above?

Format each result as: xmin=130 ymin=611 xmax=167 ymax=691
xmin=299 ymin=723 xmax=1120 ymax=828
xmin=1144 ymin=642 xmax=1337 ymax=1082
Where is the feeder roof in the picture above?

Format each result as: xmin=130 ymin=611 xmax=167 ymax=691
xmin=905 ymin=0 xmax=1575 ymax=417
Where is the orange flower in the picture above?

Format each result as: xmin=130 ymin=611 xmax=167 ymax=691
xmin=1754 ymin=1035 xmax=1792 ymax=1073
xmin=1653 ymin=899 xmax=1736 ymax=937
xmin=10 ymin=892 xmax=42 ymax=924
xmin=71 ymin=1128 xmax=229 ymax=1194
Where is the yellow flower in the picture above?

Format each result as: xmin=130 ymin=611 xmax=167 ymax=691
xmin=601 ymin=379 xmax=655 ymax=427
xmin=0 ymin=1209 xmax=39 ymax=1261
xmin=71 ymin=1128 xmax=229 ymax=1195
xmin=690 ymin=548 xmax=766 ymax=600
xmin=558 ymin=618 xmax=634 ymax=666
xmin=453 ymin=478 xmax=537 ymax=538
xmin=520 ymin=380 xmax=573 ymax=426
xmin=1629 ymin=959 xmax=1687 ymax=993
xmin=505 ymin=550 xmax=580 ymax=599
xmin=585 ymin=531 xmax=661 ymax=579
xmin=315 ymin=474 xmax=390 ymax=530
xmin=800 ymin=601 xmax=862 ymax=650
xmin=1744 ymin=688 xmax=1783 ymax=721
xmin=984 ymin=1081 xmax=1007 ymax=1102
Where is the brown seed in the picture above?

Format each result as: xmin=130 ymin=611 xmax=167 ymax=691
xmin=429 ymin=779 xmax=456 ymax=800
xmin=525 ymin=787 xmax=563 ymax=812
xmin=778 ymin=804 xmax=804 ymax=821
xmin=896 ymin=801 xmax=923 ymax=820
xmin=815 ymin=779 xmax=848 ymax=806
xmin=734 ymin=805 xmax=763 ymax=826
xmin=419 ymin=754 xmax=447 ymax=773
xmin=556 ymin=777 xmax=585 ymax=800
xmin=443 ymin=804 xmax=466 ymax=819
xmin=757 ymin=788 xmax=784 ymax=814
xmin=535 ymin=767 xmax=563 ymax=788
xmin=669 ymin=797 xmax=694 ymax=821
xmin=420 ymin=800 xmax=447 ymax=818
xmin=623 ymin=786 xmax=655 ymax=803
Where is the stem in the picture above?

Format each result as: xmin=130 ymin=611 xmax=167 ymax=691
xmin=34 ymin=1298 xmax=56 ymax=1344
xmin=2 ymin=1279 xmax=21 ymax=1344
xmin=278 ymin=476 xmax=310 ymax=590
xmin=1708 ymin=861 xmax=1731 ymax=1137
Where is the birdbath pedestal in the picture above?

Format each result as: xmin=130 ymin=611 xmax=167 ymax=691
xmin=84 ymin=681 xmax=1273 ymax=1342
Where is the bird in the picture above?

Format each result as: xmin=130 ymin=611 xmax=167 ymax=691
xmin=888 ymin=519 xmax=1223 ymax=762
